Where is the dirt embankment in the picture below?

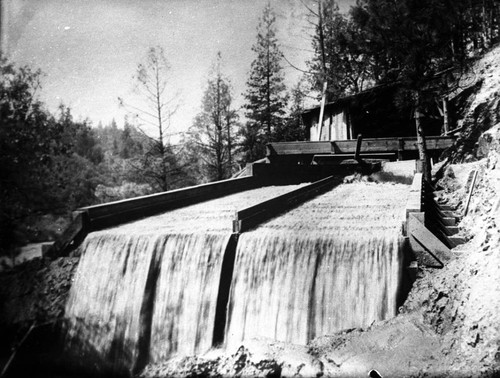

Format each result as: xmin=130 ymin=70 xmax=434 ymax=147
xmin=0 ymin=257 xmax=79 ymax=356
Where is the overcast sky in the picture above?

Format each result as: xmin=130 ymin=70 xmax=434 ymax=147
xmin=3 ymin=0 xmax=354 ymax=135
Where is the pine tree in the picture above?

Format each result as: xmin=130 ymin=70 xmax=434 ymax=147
xmin=308 ymin=0 xmax=372 ymax=100
xmin=274 ymin=79 xmax=307 ymax=142
xmin=188 ymin=53 xmax=238 ymax=181
xmin=242 ymin=3 xmax=288 ymax=161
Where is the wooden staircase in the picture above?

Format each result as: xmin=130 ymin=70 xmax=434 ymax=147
xmin=405 ymin=174 xmax=468 ymax=269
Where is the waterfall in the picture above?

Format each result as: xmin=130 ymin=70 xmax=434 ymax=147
xmin=65 ymin=231 xmax=231 ymax=371
xmin=64 ymin=185 xmax=305 ymax=371
xmin=224 ymin=182 xmax=407 ymax=349
xmin=64 ymin=182 xmax=408 ymax=372
xmin=64 ymin=232 xmax=162 ymax=371
xmin=148 ymin=233 xmax=231 ymax=362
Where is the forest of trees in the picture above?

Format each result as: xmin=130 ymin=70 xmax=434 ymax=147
xmin=1 ymin=0 xmax=499 ymax=255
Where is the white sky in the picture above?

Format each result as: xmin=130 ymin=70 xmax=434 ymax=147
xmin=4 ymin=0 xmax=354 ymax=136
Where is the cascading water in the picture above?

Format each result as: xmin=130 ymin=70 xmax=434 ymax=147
xmin=148 ymin=232 xmax=230 ymax=362
xmin=224 ymin=182 xmax=408 ymax=350
xmin=64 ymin=184 xmax=305 ymax=372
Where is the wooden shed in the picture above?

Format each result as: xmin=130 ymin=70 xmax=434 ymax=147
xmin=302 ymin=84 xmax=444 ymax=141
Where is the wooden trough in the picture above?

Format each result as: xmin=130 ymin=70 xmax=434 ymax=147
xmin=47 ymin=176 xmax=263 ymax=257
xmin=47 ymin=167 xmax=360 ymax=258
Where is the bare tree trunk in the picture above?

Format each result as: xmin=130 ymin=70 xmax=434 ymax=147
xmin=318 ymin=82 xmax=328 ymax=140
xmin=216 ymin=76 xmax=224 ymax=180
xmin=154 ymin=65 xmax=169 ymax=191
xmin=226 ymin=108 xmax=233 ymax=175
xmin=415 ymin=91 xmax=431 ymax=182
xmin=266 ymin=43 xmax=272 ymax=141
xmin=442 ymin=98 xmax=449 ymax=134
xmin=317 ymin=0 xmax=328 ymax=141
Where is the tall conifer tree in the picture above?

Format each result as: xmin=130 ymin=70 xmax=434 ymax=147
xmin=308 ymin=0 xmax=372 ymax=100
xmin=242 ymin=3 xmax=287 ymax=161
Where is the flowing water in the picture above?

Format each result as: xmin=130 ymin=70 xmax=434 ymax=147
xmin=65 ymin=181 xmax=409 ymax=373
xmin=64 ymin=184 xmax=305 ymax=371
xmin=224 ymin=182 xmax=408 ymax=349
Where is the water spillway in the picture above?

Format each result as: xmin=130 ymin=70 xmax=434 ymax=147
xmin=64 ymin=184 xmax=305 ymax=371
xmin=64 ymin=180 xmax=409 ymax=374
xmin=225 ymin=182 xmax=408 ymax=349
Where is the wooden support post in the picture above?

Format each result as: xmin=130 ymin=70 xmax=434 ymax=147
xmin=0 ymin=322 xmax=36 ymax=378
xmin=398 ymin=138 xmax=404 ymax=161
xmin=354 ymin=134 xmax=363 ymax=163
xmin=464 ymin=170 xmax=478 ymax=216
xmin=318 ymin=82 xmax=328 ymax=141
xmin=212 ymin=233 xmax=239 ymax=346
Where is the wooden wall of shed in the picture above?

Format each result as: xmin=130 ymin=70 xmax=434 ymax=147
xmin=309 ymin=107 xmax=351 ymax=141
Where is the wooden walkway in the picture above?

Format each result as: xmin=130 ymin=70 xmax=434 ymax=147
xmin=267 ymin=136 xmax=455 ymax=164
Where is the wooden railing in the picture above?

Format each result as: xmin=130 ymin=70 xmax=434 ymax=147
xmin=267 ymin=136 xmax=455 ymax=158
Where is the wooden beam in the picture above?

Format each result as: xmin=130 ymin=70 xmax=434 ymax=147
xmin=312 ymin=153 xmax=396 ymax=165
xmin=403 ymin=173 xmax=423 ymax=236
xmin=266 ymin=141 xmax=332 ymax=156
xmin=81 ymin=176 xmax=260 ymax=231
xmin=212 ymin=233 xmax=239 ymax=347
xmin=398 ymin=138 xmax=404 ymax=160
xmin=267 ymin=136 xmax=455 ymax=157
xmin=45 ymin=211 xmax=89 ymax=258
xmin=463 ymin=170 xmax=478 ymax=216
xmin=354 ymin=134 xmax=363 ymax=163
xmin=408 ymin=213 xmax=451 ymax=268
xmin=233 ymin=175 xmax=341 ymax=233
xmin=49 ymin=176 xmax=262 ymax=256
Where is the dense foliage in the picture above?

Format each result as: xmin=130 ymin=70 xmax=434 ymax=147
xmin=306 ymin=0 xmax=500 ymax=179
xmin=309 ymin=0 xmax=500 ymax=101
xmin=0 ymin=58 xmax=160 ymax=254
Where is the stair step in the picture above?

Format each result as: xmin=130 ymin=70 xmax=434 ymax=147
xmin=441 ymin=217 xmax=456 ymax=226
xmin=437 ymin=204 xmax=457 ymax=211
xmin=442 ymin=210 xmax=461 ymax=219
xmin=444 ymin=226 xmax=459 ymax=236
xmin=448 ymin=236 xmax=467 ymax=247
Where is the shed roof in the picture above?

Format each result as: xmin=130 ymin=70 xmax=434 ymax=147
xmin=301 ymin=82 xmax=398 ymax=118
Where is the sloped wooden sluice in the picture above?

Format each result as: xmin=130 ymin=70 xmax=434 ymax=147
xmin=48 ymin=176 xmax=263 ymax=257
xmin=49 ymin=172 xmax=354 ymax=258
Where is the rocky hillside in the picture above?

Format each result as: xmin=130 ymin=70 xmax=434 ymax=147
xmin=450 ymin=45 xmax=500 ymax=162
